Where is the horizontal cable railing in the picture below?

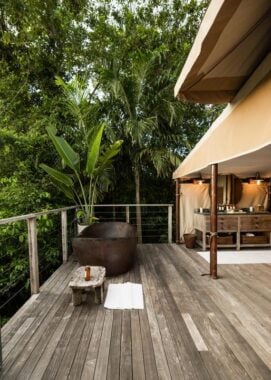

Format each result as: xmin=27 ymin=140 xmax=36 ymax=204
xmin=0 ymin=203 xmax=173 ymax=368
xmin=92 ymin=204 xmax=173 ymax=244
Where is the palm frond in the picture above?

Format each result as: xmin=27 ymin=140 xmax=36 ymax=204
xmin=139 ymin=148 xmax=181 ymax=177
xmin=111 ymin=79 xmax=133 ymax=118
xmin=55 ymin=76 xmax=94 ymax=132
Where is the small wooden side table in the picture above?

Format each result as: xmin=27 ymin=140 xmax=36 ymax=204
xmin=69 ymin=266 xmax=106 ymax=306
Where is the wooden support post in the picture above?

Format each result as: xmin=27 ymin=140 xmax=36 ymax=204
xmin=27 ymin=217 xmax=40 ymax=294
xmin=210 ymin=164 xmax=218 ymax=279
xmin=61 ymin=210 xmax=68 ymax=263
xmin=168 ymin=205 xmax=173 ymax=243
xmin=126 ymin=206 xmax=130 ymax=223
xmin=175 ymin=179 xmax=181 ymax=243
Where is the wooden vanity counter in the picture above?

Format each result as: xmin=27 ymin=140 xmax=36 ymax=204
xmin=194 ymin=212 xmax=271 ymax=250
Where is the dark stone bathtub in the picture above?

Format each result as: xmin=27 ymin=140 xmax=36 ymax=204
xmin=72 ymin=222 xmax=137 ymax=276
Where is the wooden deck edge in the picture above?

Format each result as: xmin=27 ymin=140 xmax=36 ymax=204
xmin=2 ymin=261 xmax=76 ymax=336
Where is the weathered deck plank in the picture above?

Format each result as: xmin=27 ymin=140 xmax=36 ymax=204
xmin=1 ymin=244 xmax=271 ymax=379
xmin=106 ymin=310 xmax=122 ymax=380
xmin=67 ymin=304 xmax=99 ymax=379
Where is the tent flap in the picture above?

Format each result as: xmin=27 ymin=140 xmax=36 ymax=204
xmin=174 ymin=0 xmax=271 ymax=103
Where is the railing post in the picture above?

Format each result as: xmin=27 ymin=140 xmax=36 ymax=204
xmin=112 ymin=205 xmax=116 ymax=221
xmin=61 ymin=210 xmax=68 ymax=263
xmin=168 ymin=205 xmax=173 ymax=243
xmin=126 ymin=206 xmax=130 ymax=223
xmin=27 ymin=217 xmax=39 ymax=294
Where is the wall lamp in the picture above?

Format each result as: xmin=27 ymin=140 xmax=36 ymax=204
xmin=193 ymin=174 xmax=205 ymax=185
xmin=249 ymin=172 xmax=264 ymax=185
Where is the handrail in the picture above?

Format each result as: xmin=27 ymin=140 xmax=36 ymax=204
xmin=93 ymin=204 xmax=173 ymax=206
xmin=0 ymin=204 xmax=173 ymax=225
xmin=0 ymin=206 xmax=77 ymax=225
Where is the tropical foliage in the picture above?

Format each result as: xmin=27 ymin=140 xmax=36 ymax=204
xmin=40 ymin=76 xmax=123 ymax=224
xmin=101 ymin=52 xmax=182 ymax=240
xmin=0 ymin=0 xmax=222 ymax=322
xmin=41 ymin=123 xmax=123 ymax=224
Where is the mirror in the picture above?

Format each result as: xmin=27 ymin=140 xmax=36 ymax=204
xmin=210 ymin=174 xmax=242 ymax=204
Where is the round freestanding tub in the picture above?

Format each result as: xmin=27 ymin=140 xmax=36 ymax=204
xmin=72 ymin=222 xmax=137 ymax=276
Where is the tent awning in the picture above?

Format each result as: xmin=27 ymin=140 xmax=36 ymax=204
xmin=173 ymin=54 xmax=271 ymax=179
xmin=174 ymin=0 xmax=271 ymax=104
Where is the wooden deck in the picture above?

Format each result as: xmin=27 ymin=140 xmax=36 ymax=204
xmin=1 ymin=244 xmax=271 ymax=379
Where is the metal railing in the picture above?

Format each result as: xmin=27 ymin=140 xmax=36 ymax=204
xmin=0 ymin=204 xmax=173 ymax=295
xmin=0 ymin=206 xmax=75 ymax=295
xmin=0 ymin=203 xmax=173 ymax=367
xmin=92 ymin=204 xmax=173 ymax=244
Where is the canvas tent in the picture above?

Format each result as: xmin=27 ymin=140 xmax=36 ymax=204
xmin=175 ymin=0 xmax=271 ymax=104
xmin=173 ymin=53 xmax=271 ymax=180
xmin=173 ymin=0 xmax=271 ymax=278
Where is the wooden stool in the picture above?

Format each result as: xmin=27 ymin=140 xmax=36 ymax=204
xmin=69 ymin=266 xmax=106 ymax=306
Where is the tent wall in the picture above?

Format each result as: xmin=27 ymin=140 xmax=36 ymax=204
xmin=237 ymin=183 xmax=268 ymax=210
xmin=179 ymin=184 xmax=210 ymax=239
xmin=173 ymin=53 xmax=271 ymax=179
xmin=179 ymin=183 xmax=268 ymax=240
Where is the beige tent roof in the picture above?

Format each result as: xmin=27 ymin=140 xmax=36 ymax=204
xmin=175 ymin=0 xmax=271 ymax=104
xmin=173 ymin=53 xmax=271 ymax=179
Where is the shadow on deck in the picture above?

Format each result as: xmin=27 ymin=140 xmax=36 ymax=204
xmin=1 ymin=244 xmax=271 ymax=379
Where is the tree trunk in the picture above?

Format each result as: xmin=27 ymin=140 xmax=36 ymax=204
xmin=134 ymin=164 xmax=143 ymax=243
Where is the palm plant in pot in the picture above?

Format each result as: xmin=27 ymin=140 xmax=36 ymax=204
xmin=41 ymin=124 xmax=122 ymax=229
xmin=40 ymin=77 xmax=123 ymax=230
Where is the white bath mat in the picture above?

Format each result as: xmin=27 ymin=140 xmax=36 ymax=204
xmin=197 ymin=250 xmax=271 ymax=264
xmin=104 ymin=282 xmax=144 ymax=309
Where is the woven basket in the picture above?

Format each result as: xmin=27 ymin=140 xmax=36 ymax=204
xmin=183 ymin=234 xmax=196 ymax=249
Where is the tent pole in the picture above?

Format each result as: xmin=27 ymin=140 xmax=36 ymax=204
xmin=175 ymin=179 xmax=181 ymax=243
xmin=210 ymin=163 xmax=218 ymax=279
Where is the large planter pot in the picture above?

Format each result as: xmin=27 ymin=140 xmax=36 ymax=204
xmin=72 ymin=222 xmax=137 ymax=276
xmin=183 ymin=233 xmax=196 ymax=249
xmin=77 ymin=223 xmax=88 ymax=235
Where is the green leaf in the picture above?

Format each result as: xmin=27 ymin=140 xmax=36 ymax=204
xmin=3 ymin=32 xmax=11 ymax=44
xmin=102 ymin=140 xmax=123 ymax=161
xmin=86 ymin=124 xmax=105 ymax=175
xmin=40 ymin=164 xmax=73 ymax=187
xmin=46 ymin=127 xmax=80 ymax=171
xmin=50 ymin=178 xmax=74 ymax=200
xmin=55 ymin=76 xmax=67 ymax=89
xmin=96 ymin=140 xmax=123 ymax=174
xmin=46 ymin=125 xmax=57 ymax=135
